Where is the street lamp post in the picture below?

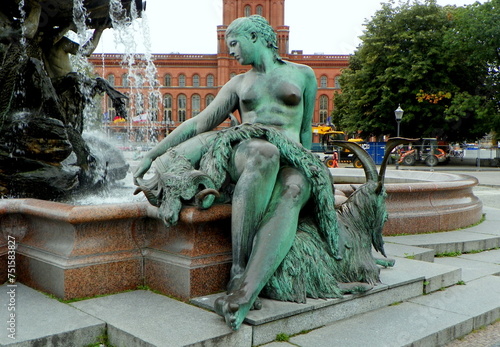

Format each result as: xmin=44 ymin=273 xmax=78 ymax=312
xmin=394 ymin=104 xmax=404 ymax=169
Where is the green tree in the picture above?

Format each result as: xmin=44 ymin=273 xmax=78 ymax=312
xmin=443 ymin=0 xmax=500 ymax=140
xmin=333 ymin=0 xmax=500 ymax=141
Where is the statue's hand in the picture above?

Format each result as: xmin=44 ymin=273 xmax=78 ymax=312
xmin=133 ymin=156 xmax=153 ymax=184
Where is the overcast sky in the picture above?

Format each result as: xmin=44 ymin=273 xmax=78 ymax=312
xmin=95 ymin=0 xmax=481 ymax=55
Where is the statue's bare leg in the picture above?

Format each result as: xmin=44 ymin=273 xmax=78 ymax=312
xmin=216 ymin=166 xmax=311 ymax=330
xmin=227 ymin=139 xmax=280 ymax=289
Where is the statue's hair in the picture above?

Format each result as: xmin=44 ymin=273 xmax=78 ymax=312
xmin=226 ymin=15 xmax=282 ymax=61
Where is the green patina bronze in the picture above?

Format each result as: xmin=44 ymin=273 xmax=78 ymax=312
xmin=134 ymin=15 xmax=400 ymax=331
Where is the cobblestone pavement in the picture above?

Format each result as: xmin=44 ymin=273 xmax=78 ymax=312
xmin=445 ymin=320 xmax=500 ymax=347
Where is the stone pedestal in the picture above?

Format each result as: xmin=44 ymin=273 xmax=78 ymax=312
xmin=142 ymin=205 xmax=232 ymax=300
xmin=0 ymin=199 xmax=232 ymax=301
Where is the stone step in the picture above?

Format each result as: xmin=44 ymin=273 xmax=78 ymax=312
xmin=284 ymin=275 xmax=500 ymax=347
xmin=382 ymin=242 xmax=435 ymax=262
xmin=70 ymin=290 xmax=252 ymax=347
xmin=4 ymin=210 xmax=498 ymax=346
xmin=1 ymin=248 xmax=463 ymax=346
xmin=0 ymin=283 xmax=104 ymax=346
xmin=384 ymin=207 xmax=500 ymax=255
xmin=191 ymin=254 xmax=462 ymax=346
xmin=433 ymin=249 xmax=500 ymax=282
xmin=384 ymin=256 xmax=461 ymax=294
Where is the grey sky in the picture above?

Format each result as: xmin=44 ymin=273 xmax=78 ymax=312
xmin=95 ymin=0 xmax=480 ymax=55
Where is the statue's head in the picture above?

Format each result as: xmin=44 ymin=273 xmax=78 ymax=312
xmin=226 ymin=15 xmax=281 ymax=61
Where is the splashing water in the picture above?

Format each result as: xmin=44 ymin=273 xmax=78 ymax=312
xmin=109 ymin=0 xmax=161 ymax=147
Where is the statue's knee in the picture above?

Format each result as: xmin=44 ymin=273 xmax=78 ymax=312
xmin=244 ymin=141 xmax=280 ymax=168
xmin=283 ymin=183 xmax=303 ymax=200
xmin=252 ymin=142 xmax=279 ymax=161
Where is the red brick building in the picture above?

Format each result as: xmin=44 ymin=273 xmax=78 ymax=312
xmin=88 ymin=0 xmax=349 ymax=144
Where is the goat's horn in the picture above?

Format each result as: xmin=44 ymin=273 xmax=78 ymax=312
xmin=330 ymin=140 xmax=377 ymax=183
xmin=378 ymin=137 xmax=419 ymax=187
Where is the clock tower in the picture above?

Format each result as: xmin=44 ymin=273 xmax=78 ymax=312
xmin=217 ymin=1 xmax=289 ymax=56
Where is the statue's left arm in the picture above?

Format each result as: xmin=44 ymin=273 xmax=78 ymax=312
xmin=300 ymin=67 xmax=317 ymax=149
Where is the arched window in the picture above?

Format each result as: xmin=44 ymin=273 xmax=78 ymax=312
xmin=192 ymin=74 xmax=200 ymax=87
xmin=205 ymin=94 xmax=215 ymax=107
xmin=178 ymin=94 xmax=186 ymax=122
xmin=178 ymin=74 xmax=186 ymax=87
xmin=122 ymin=73 xmax=128 ymax=87
xmin=256 ymin=5 xmax=263 ymax=16
xmin=164 ymin=74 xmax=171 ymax=87
xmin=230 ymin=73 xmax=236 ymax=79
xmin=244 ymin=5 xmax=251 ymax=17
xmin=207 ymin=74 xmax=214 ymax=87
xmin=319 ymin=95 xmax=329 ymax=124
xmin=163 ymin=94 xmax=172 ymax=121
xmin=334 ymin=76 xmax=341 ymax=89
xmin=320 ymin=75 xmax=328 ymax=88
xmin=107 ymin=74 xmax=115 ymax=86
xmin=191 ymin=94 xmax=201 ymax=116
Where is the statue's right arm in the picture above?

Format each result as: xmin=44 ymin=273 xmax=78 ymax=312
xmin=133 ymin=78 xmax=240 ymax=179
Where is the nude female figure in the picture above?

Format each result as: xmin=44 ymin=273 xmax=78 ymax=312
xmin=134 ymin=15 xmax=319 ymax=330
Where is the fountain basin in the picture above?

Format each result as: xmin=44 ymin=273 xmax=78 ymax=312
xmin=331 ymin=169 xmax=483 ymax=236
xmin=0 ymin=170 xmax=482 ymax=300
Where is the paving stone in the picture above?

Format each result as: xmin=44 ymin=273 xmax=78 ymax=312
xmin=381 ymin=256 xmax=461 ymax=293
xmin=289 ymin=301 xmax=473 ymax=347
xmin=434 ymin=254 xmax=500 ymax=282
xmin=71 ymin=290 xmax=252 ymax=347
xmin=0 ymin=283 xmax=104 ymax=346
xmin=482 ymin=207 xmax=500 ymax=222
xmin=409 ymin=275 xmax=500 ymax=330
xmin=381 ymin=242 xmax=435 ymax=262
xmin=385 ymin=230 xmax=500 ymax=254
xmin=459 ymin=248 xmax=500 ymax=264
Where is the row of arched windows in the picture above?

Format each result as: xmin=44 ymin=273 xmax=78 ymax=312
xmin=164 ymin=74 xmax=215 ymax=87
xmin=107 ymin=73 xmax=339 ymax=89
xmin=104 ymin=73 xmax=217 ymax=88
xmin=107 ymin=90 xmax=331 ymax=122
xmin=163 ymin=94 xmax=215 ymax=122
xmin=107 ymin=91 xmax=331 ymax=125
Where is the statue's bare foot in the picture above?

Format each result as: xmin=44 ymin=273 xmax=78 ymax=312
xmin=214 ymin=290 xmax=255 ymax=331
xmin=226 ymin=275 xmax=261 ymax=311
xmin=338 ymin=282 xmax=373 ymax=294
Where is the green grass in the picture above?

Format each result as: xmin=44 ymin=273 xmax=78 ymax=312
xmin=389 ymin=301 xmax=403 ymax=306
xmin=276 ymin=333 xmax=290 ymax=342
xmin=85 ymin=330 xmax=115 ymax=347
xmin=435 ymin=251 xmax=462 ymax=258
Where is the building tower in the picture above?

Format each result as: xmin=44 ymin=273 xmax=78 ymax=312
xmin=217 ymin=0 xmax=289 ymax=56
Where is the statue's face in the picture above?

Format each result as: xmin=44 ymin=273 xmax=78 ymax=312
xmin=226 ymin=33 xmax=257 ymax=65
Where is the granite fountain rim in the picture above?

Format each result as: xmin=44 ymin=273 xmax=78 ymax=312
xmin=330 ymin=168 xmax=479 ymax=192
xmin=0 ymin=169 xmax=479 ymax=226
